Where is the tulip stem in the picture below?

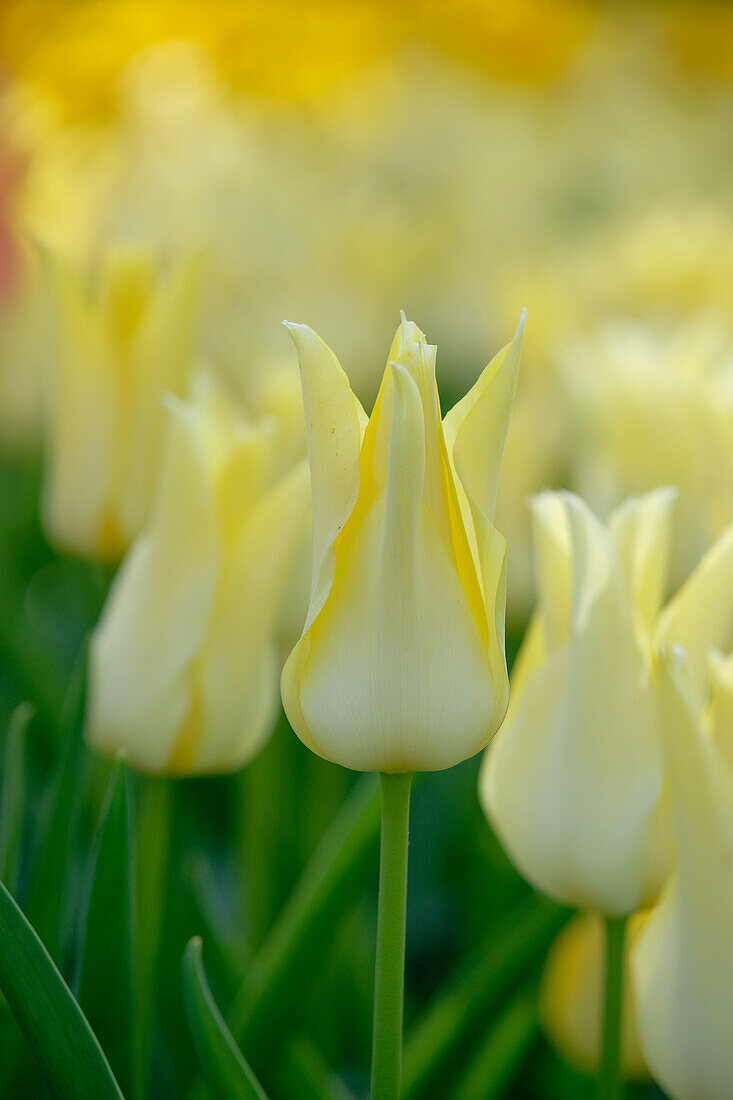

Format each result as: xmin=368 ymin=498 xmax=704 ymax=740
xmin=597 ymin=915 xmax=627 ymax=1100
xmin=371 ymin=772 xmax=413 ymax=1100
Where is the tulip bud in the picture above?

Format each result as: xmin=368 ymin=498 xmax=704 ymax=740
xmin=87 ymin=377 xmax=310 ymax=775
xmin=281 ymin=312 xmax=523 ymax=773
xmin=633 ymin=646 xmax=733 ymax=1100
xmin=541 ymin=912 xmax=649 ymax=1082
xmin=42 ymin=246 xmax=198 ymax=560
xmin=482 ymin=489 xmax=675 ymax=915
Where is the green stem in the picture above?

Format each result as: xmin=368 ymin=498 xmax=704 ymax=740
xmin=370 ymin=772 xmax=413 ymax=1100
xmin=597 ymin=915 xmax=627 ymax=1100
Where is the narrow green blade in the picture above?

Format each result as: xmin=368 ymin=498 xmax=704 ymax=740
xmin=451 ymin=988 xmax=538 ymax=1100
xmin=230 ymin=774 xmax=381 ymax=1051
xmin=25 ymin=642 xmax=89 ymax=963
xmin=0 ymin=702 xmax=33 ymax=892
xmin=182 ymin=938 xmax=269 ymax=1100
xmin=0 ymin=878 xmax=123 ymax=1099
xmin=402 ymin=896 xmax=567 ymax=1098
xmin=75 ymin=756 xmax=137 ymax=1099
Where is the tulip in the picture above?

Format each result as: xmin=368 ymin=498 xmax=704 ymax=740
xmin=87 ymin=376 xmax=310 ymax=776
xmin=42 ymin=246 xmax=198 ymax=561
xmin=541 ymin=912 xmax=649 ymax=1082
xmin=481 ymin=488 xmax=674 ymax=916
xmin=281 ymin=312 xmax=523 ymax=774
xmin=280 ymin=312 xmax=522 ymax=1100
xmin=633 ymin=645 xmax=733 ymax=1100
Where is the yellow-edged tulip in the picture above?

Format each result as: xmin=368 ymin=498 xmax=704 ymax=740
xmin=541 ymin=912 xmax=649 ymax=1081
xmin=633 ymin=645 xmax=733 ymax=1100
xmin=482 ymin=489 xmax=674 ymax=914
xmin=630 ymin=525 xmax=733 ymax=1100
xmin=281 ymin=312 xmax=523 ymax=773
xmin=42 ymin=245 xmax=198 ymax=560
xmin=87 ymin=376 xmax=310 ymax=775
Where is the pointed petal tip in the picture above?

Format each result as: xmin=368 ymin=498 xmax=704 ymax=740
xmin=514 ymin=308 xmax=527 ymax=342
xmin=399 ymin=308 xmax=408 ymax=324
xmin=388 ymin=358 xmax=413 ymax=387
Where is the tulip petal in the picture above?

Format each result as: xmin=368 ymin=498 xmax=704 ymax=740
xmin=541 ymin=912 xmax=649 ymax=1080
xmin=283 ymin=322 xmax=367 ymax=629
xmin=529 ymin=493 xmax=572 ymax=652
xmin=657 ymin=521 xmax=733 ymax=699
xmin=87 ymin=398 xmax=219 ymax=773
xmin=608 ymin=488 xmax=676 ymax=642
xmin=188 ymin=460 xmax=311 ymax=775
xmin=633 ymin=648 xmax=733 ymax=1100
xmin=118 ymin=254 xmax=199 ymax=543
xmin=483 ymin=494 xmax=663 ymax=914
xmin=42 ymin=257 xmax=117 ymax=557
xmin=286 ymin=363 xmax=494 ymax=772
xmin=442 ymin=311 xmax=523 ymax=524
xmin=708 ymin=650 xmax=733 ymax=769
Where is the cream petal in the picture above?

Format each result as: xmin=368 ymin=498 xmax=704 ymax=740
xmin=541 ymin=912 xmax=649 ymax=1080
xmin=529 ymin=493 xmax=572 ymax=652
xmin=562 ymin=492 xmax=617 ymax=634
xmin=633 ymin=649 xmax=733 ymax=1100
xmin=189 ymin=460 xmax=311 ymax=775
xmin=484 ymin=508 xmax=663 ymax=914
xmin=118 ymin=255 xmax=199 ymax=543
xmin=608 ymin=487 xmax=677 ymax=642
xmin=86 ymin=398 xmax=219 ymax=772
xmin=470 ymin=513 xmax=510 ymax=736
xmin=42 ymin=256 xmax=116 ymax=557
xmin=708 ymin=651 xmax=733 ymax=770
xmin=657 ymin=522 xmax=733 ymax=699
xmin=283 ymin=322 xmax=367 ymax=629
xmin=442 ymin=311 xmax=523 ymax=524
xmin=291 ymin=365 xmax=494 ymax=772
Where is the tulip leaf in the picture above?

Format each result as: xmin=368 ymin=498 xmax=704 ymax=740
xmin=74 ymin=755 xmax=137 ymax=1099
xmin=182 ymin=937 xmax=269 ymax=1100
xmin=402 ymin=895 xmax=567 ymax=1098
xmin=0 ymin=702 xmax=33 ymax=892
xmin=276 ymin=1035 xmax=357 ymax=1100
xmin=451 ymin=987 xmax=538 ymax=1100
xmin=228 ymin=773 xmax=381 ymax=1052
xmin=0 ymin=877 xmax=123 ymax=1099
xmin=135 ymin=776 xmax=172 ymax=1091
xmin=187 ymin=775 xmax=380 ymax=1100
xmin=25 ymin=642 xmax=90 ymax=962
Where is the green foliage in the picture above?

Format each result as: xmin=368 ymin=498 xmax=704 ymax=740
xmin=0 ymin=702 xmax=33 ymax=892
xmin=0 ymin=877 xmax=123 ymax=1099
xmin=24 ymin=643 xmax=90 ymax=963
xmin=75 ymin=755 xmax=138 ymax=1098
xmin=182 ymin=937 xmax=268 ymax=1100
xmin=0 ymin=458 xmax=671 ymax=1099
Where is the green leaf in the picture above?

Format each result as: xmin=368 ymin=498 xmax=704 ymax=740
xmin=24 ymin=641 xmax=90 ymax=963
xmin=276 ymin=1035 xmax=357 ymax=1100
xmin=182 ymin=937 xmax=269 ymax=1100
xmin=75 ymin=755 xmax=137 ymax=1099
xmin=450 ymin=987 xmax=538 ymax=1100
xmin=135 ymin=775 xmax=172 ymax=1091
xmin=0 ymin=877 xmax=123 ymax=1099
xmin=0 ymin=702 xmax=33 ymax=892
xmin=402 ymin=896 xmax=567 ymax=1099
xmin=228 ymin=773 xmax=381 ymax=1053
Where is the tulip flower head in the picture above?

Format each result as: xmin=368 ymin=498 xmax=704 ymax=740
xmin=87 ymin=376 xmax=310 ymax=775
xmin=281 ymin=312 xmax=523 ymax=773
xmin=42 ymin=245 xmax=198 ymax=560
xmin=633 ymin=645 xmax=733 ymax=1100
xmin=541 ymin=912 xmax=649 ymax=1081
xmin=482 ymin=489 xmax=675 ymax=915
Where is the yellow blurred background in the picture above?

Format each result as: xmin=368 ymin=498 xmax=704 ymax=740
xmin=2 ymin=0 xmax=733 ymax=620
